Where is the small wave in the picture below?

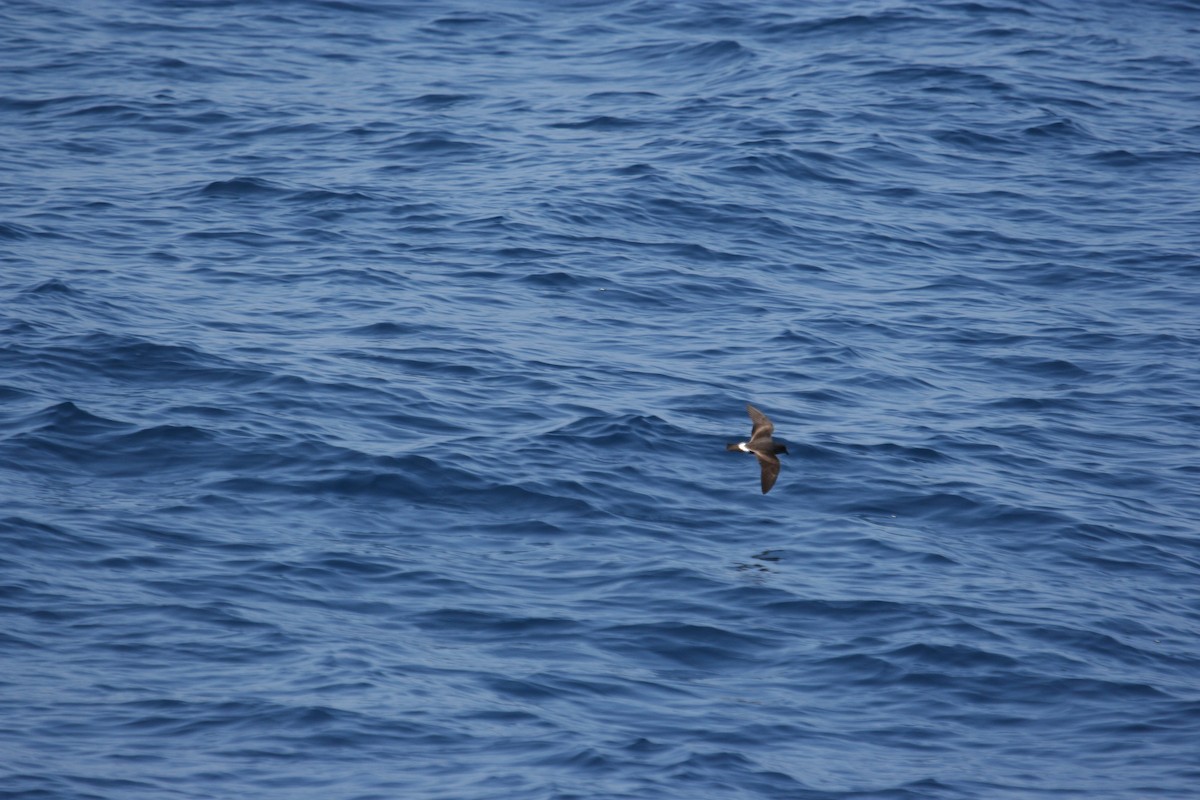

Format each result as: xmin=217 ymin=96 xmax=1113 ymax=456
xmin=598 ymin=39 xmax=754 ymax=78
xmin=548 ymin=115 xmax=649 ymax=131
xmin=380 ymin=131 xmax=491 ymax=156
xmin=24 ymin=278 xmax=76 ymax=294
xmin=761 ymin=9 xmax=929 ymax=40
xmin=1022 ymin=117 xmax=1095 ymax=139
xmin=0 ymin=221 xmax=39 ymax=240
xmin=197 ymin=177 xmax=290 ymax=198
xmin=407 ymin=92 xmax=478 ymax=108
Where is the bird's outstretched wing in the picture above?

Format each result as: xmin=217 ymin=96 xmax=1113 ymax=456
xmin=746 ymin=403 xmax=774 ymax=444
xmin=755 ymin=452 xmax=781 ymax=494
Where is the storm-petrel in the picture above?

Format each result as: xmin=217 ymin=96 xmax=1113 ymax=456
xmin=726 ymin=403 xmax=788 ymax=494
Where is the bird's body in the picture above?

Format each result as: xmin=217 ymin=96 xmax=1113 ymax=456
xmin=726 ymin=404 xmax=788 ymax=494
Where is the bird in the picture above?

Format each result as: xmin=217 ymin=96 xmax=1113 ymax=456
xmin=726 ymin=403 xmax=788 ymax=494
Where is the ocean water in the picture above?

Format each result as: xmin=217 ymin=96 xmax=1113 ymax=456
xmin=2 ymin=0 xmax=1199 ymax=797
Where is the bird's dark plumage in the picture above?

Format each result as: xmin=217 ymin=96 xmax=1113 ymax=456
xmin=726 ymin=403 xmax=788 ymax=494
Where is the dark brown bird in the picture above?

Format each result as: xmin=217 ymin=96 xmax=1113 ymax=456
xmin=726 ymin=403 xmax=788 ymax=494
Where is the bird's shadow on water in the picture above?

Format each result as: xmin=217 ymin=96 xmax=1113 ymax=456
xmin=734 ymin=548 xmax=784 ymax=576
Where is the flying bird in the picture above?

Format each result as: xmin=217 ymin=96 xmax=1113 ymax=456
xmin=726 ymin=404 xmax=788 ymax=494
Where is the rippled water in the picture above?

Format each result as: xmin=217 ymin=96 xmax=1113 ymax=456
xmin=3 ymin=1 xmax=1199 ymax=798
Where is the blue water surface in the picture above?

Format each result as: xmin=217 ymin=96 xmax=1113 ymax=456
xmin=2 ymin=0 xmax=1199 ymax=798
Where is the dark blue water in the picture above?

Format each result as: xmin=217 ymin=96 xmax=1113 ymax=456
xmin=3 ymin=1 xmax=1199 ymax=797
